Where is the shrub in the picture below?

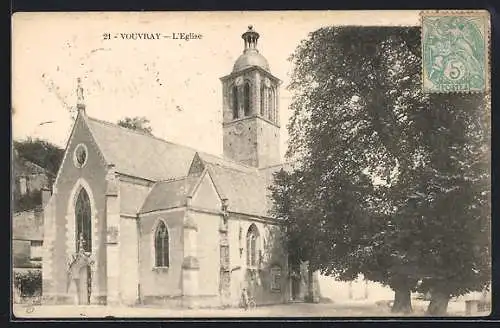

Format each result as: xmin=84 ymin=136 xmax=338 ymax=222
xmin=13 ymin=270 xmax=42 ymax=298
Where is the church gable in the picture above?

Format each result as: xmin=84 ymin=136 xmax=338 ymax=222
xmin=52 ymin=112 xmax=108 ymax=194
xmin=47 ymin=111 xmax=110 ymax=294
xmin=187 ymin=153 xmax=206 ymax=176
xmin=190 ymin=170 xmax=223 ymax=211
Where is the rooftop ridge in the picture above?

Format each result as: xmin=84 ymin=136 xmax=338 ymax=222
xmin=86 ymin=115 xmax=187 ymax=147
xmin=87 ymin=116 xmax=230 ymax=162
xmin=206 ymin=162 xmax=261 ymax=176
xmin=156 ymin=176 xmax=188 ymax=183
xmin=198 ymin=152 xmax=258 ymax=172
xmin=87 ymin=115 xmax=263 ymax=172
xmin=86 ymin=115 xmax=276 ymax=181
xmin=86 ymin=115 xmax=213 ymax=157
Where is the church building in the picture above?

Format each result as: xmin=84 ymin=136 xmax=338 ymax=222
xmin=41 ymin=25 xmax=314 ymax=308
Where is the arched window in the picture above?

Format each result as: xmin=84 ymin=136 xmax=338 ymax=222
xmin=232 ymin=86 xmax=239 ymax=119
xmin=154 ymin=220 xmax=169 ymax=267
xmin=263 ymin=87 xmax=269 ymax=118
xmin=243 ymin=82 xmax=251 ymax=116
xmin=268 ymin=88 xmax=275 ymax=122
xmin=260 ymin=85 xmax=265 ymax=116
xmin=75 ymin=188 xmax=92 ymax=253
xmin=246 ymin=224 xmax=260 ymax=267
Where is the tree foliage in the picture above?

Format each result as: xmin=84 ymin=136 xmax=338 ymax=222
xmin=272 ymin=26 xmax=490 ymax=314
xmin=117 ymin=116 xmax=153 ymax=135
xmin=12 ymin=138 xmax=63 ymax=212
xmin=14 ymin=270 xmax=42 ymax=298
xmin=13 ymin=190 xmax=43 ymax=213
xmin=13 ymin=138 xmax=64 ymax=176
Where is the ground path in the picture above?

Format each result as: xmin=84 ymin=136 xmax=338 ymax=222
xmin=14 ymin=299 xmax=482 ymax=319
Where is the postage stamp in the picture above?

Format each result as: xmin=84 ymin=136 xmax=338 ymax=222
xmin=421 ymin=11 xmax=490 ymax=93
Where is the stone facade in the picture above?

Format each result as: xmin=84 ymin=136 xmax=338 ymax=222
xmin=42 ymin=115 xmax=108 ymax=304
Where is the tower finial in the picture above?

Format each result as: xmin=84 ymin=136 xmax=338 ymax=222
xmin=76 ymin=77 xmax=85 ymax=113
xmin=242 ymin=24 xmax=260 ymax=53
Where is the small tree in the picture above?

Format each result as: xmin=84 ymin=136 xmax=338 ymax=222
xmin=14 ymin=270 xmax=42 ymax=300
xmin=13 ymin=189 xmax=42 ymax=213
xmin=117 ymin=116 xmax=153 ymax=135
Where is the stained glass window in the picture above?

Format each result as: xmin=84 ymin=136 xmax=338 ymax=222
xmin=246 ymin=224 xmax=260 ymax=267
xmin=260 ymin=85 xmax=265 ymax=116
xmin=269 ymin=88 xmax=275 ymax=122
xmin=74 ymin=144 xmax=88 ymax=168
xmin=75 ymin=188 xmax=92 ymax=252
xmin=155 ymin=221 xmax=169 ymax=267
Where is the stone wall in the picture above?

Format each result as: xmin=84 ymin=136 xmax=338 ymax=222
xmin=119 ymin=216 xmax=140 ymax=305
xmin=227 ymin=215 xmax=289 ymax=307
xmin=192 ymin=211 xmax=220 ymax=297
xmin=138 ymin=209 xmax=185 ymax=301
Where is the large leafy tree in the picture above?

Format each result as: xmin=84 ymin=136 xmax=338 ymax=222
xmin=411 ymin=94 xmax=491 ymax=315
xmin=273 ymin=26 xmax=490 ymax=314
xmin=279 ymin=26 xmax=427 ymax=313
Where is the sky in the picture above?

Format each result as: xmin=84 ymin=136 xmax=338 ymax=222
xmin=12 ymin=11 xmax=419 ymax=159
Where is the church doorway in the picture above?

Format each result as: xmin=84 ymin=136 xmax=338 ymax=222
xmin=289 ymin=262 xmax=303 ymax=302
xmin=291 ymin=275 xmax=301 ymax=301
xmin=76 ymin=265 xmax=92 ymax=305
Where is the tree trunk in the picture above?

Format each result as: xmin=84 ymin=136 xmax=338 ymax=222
xmin=426 ymin=290 xmax=450 ymax=316
xmin=306 ymin=267 xmax=314 ymax=302
xmin=391 ymin=287 xmax=413 ymax=314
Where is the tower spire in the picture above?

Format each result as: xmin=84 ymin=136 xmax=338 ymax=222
xmin=242 ymin=25 xmax=260 ymax=53
xmin=76 ymin=77 xmax=86 ymax=113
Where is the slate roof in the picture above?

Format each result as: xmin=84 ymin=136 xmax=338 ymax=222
xmin=206 ymin=164 xmax=271 ymax=217
xmin=119 ymin=182 xmax=153 ymax=215
xmin=140 ymin=177 xmax=199 ymax=214
xmin=82 ymin=115 xmax=284 ymax=218
xmin=197 ymin=152 xmax=259 ymax=174
xmin=86 ymin=117 xmax=196 ymax=181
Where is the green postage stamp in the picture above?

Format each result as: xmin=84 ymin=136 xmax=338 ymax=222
xmin=421 ymin=11 xmax=490 ymax=93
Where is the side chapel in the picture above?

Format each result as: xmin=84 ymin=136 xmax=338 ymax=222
xmin=41 ymin=25 xmax=316 ymax=307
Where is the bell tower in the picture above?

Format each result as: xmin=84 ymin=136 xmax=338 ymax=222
xmin=220 ymin=25 xmax=281 ymax=168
